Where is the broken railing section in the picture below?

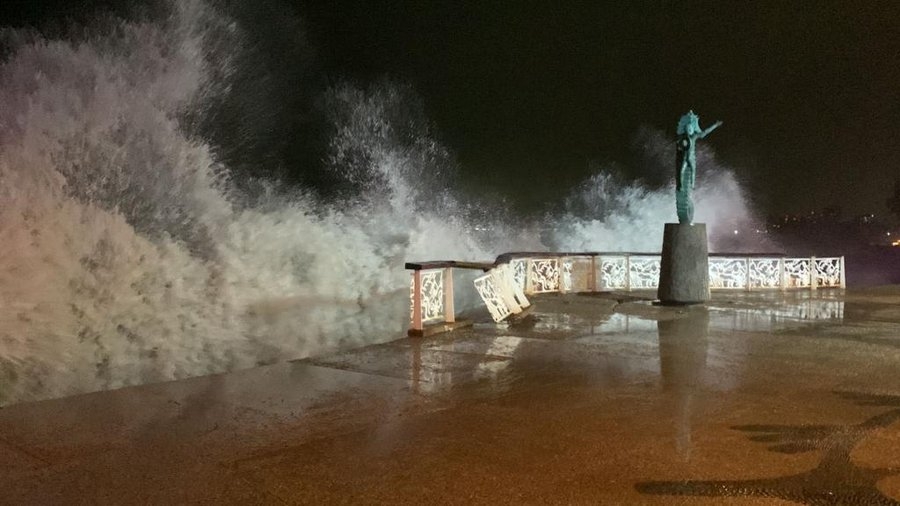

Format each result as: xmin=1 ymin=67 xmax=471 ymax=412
xmin=405 ymin=261 xmax=495 ymax=337
xmin=406 ymin=253 xmax=845 ymax=335
xmin=473 ymin=263 xmax=531 ymax=322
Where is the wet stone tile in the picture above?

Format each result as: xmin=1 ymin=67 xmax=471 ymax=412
xmin=0 ymin=437 xmax=47 ymax=477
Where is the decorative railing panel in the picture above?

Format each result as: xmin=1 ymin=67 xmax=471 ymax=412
xmin=561 ymin=256 xmax=594 ymax=293
xmin=561 ymin=257 xmax=573 ymax=292
xmin=474 ymin=272 xmax=513 ymax=322
xmin=528 ymin=258 xmax=560 ymax=293
xmin=749 ymin=258 xmax=782 ymax=288
xmin=510 ymin=259 xmax=527 ymax=292
xmin=501 ymin=264 xmax=531 ymax=310
xmin=709 ymin=257 xmax=747 ymax=289
xmin=599 ymin=256 xmax=628 ymax=290
xmin=815 ymin=257 xmax=843 ymax=287
xmin=493 ymin=264 xmax=528 ymax=312
xmin=629 ymin=256 xmax=661 ymax=290
xmin=784 ymin=258 xmax=812 ymax=288
xmin=409 ymin=269 xmax=444 ymax=323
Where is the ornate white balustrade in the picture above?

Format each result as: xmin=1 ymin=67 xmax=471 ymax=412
xmin=501 ymin=254 xmax=844 ymax=293
xmin=406 ymin=253 xmax=845 ymax=333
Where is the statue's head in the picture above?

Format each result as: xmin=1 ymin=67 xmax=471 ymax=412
xmin=676 ymin=110 xmax=701 ymax=136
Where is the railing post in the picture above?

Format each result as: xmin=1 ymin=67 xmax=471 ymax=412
xmin=590 ymin=255 xmax=597 ymax=292
xmin=779 ymin=258 xmax=786 ymax=291
xmin=525 ymin=258 xmax=533 ymax=294
xmin=745 ymin=257 xmax=752 ymax=291
xmin=625 ymin=254 xmax=632 ymax=292
xmin=810 ymin=256 xmax=817 ymax=291
xmin=559 ymin=256 xmax=568 ymax=294
xmin=411 ymin=270 xmax=423 ymax=333
xmin=839 ymin=256 xmax=846 ymax=288
xmin=443 ymin=267 xmax=455 ymax=323
xmin=598 ymin=256 xmax=604 ymax=290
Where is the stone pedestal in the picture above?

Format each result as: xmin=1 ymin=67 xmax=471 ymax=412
xmin=657 ymin=223 xmax=709 ymax=304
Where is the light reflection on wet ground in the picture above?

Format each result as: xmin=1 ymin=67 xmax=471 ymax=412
xmin=3 ymin=287 xmax=900 ymax=504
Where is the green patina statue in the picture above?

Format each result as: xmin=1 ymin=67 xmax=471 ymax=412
xmin=675 ymin=111 xmax=722 ymax=224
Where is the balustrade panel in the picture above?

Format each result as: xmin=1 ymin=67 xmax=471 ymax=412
xmin=748 ymin=258 xmax=782 ymax=288
xmin=528 ymin=258 xmax=560 ymax=293
xmin=784 ymin=258 xmax=812 ymax=288
xmin=629 ymin=256 xmax=661 ymax=289
xmin=409 ymin=269 xmax=445 ymax=323
xmin=599 ymin=256 xmax=628 ymax=290
xmin=510 ymin=259 xmax=527 ymax=292
xmin=474 ymin=272 xmax=513 ymax=322
xmin=815 ymin=257 xmax=842 ymax=287
xmin=709 ymin=258 xmax=747 ymax=289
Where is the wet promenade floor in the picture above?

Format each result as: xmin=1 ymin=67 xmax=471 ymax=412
xmin=2 ymin=287 xmax=900 ymax=504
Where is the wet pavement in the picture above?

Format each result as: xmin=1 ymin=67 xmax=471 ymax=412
xmin=2 ymin=288 xmax=900 ymax=504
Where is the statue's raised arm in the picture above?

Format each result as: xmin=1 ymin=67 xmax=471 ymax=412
xmin=699 ymin=120 xmax=723 ymax=139
xmin=700 ymin=121 xmax=722 ymax=139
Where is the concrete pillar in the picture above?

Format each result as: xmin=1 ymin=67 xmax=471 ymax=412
xmin=658 ymin=223 xmax=709 ymax=304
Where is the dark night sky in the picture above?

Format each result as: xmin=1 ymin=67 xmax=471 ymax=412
xmin=294 ymin=0 xmax=900 ymax=217
xmin=3 ymin=0 xmax=900 ymax=217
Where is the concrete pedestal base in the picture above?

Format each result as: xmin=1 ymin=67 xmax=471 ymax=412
xmin=657 ymin=223 xmax=709 ymax=304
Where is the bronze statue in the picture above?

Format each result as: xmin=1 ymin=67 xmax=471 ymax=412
xmin=675 ymin=111 xmax=722 ymax=224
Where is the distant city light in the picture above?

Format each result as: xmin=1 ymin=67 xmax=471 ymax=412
xmin=733 ymin=230 xmax=739 ymax=235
